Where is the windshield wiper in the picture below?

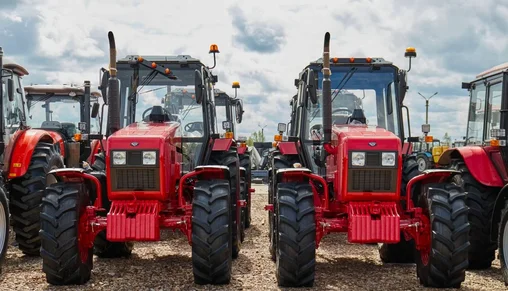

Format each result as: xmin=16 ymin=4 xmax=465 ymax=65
xmin=330 ymin=67 xmax=357 ymax=104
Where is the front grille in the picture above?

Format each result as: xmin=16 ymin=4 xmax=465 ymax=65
xmin=127 ymin=151 xmax=142 ymax=165
xmin=365 ymin=152 xmax=381 ymax=166
xmin=348 ymin=169 xmax=396 ymax=192
xmin=111 ymin=168 xmax=160 ymax=191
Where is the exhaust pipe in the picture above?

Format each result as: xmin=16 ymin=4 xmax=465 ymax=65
xmin=107 ymin=31 xmax=121 ymax=136
xmin=322 ymin=32 xmax=332 ymax=143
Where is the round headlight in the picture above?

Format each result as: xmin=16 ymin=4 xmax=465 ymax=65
xmin=112 ymin=151 xmax=126 ymax=165
xmin=381 ymin=152 xmax=396 ymax=166
xmin=351 ymin=152 xmax=365 ymax=166
xmin=142 ymin=151 xmax=156 ymax=165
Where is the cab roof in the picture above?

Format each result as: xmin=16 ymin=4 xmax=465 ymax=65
xmin=3 ymin=63 xmax=29 ymax=76
xmin=24 ymin=84 xmax=101 ymax=98
xmin=475 ymin=62 xmax=508 ymax=80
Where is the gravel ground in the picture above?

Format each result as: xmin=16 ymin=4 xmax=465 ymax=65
xmin=0 ymin=184 xmax=506 ymax=290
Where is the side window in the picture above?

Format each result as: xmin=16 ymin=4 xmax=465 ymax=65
xmin=466 ymin=82 xmax=486 ymax=145
xmin=4 ymin=76 xmax=24 ymax=130
xmin=485 ymin=82 xmax=502 ymax=141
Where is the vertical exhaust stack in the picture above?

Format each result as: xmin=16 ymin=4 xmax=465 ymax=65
xmin=322 ymin=32 xmax=332 ymax=143
xmin=0 ymin=47 xmax=4 ymax=156
xmin=83 ymin=80 xmax=91 ymax=134
xmin=107 ymin=31 xmax=121 ymax=136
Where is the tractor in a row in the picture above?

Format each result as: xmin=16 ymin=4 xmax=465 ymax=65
xmin=266 ymin=32 xmax=470 ymax=288
xmin=40 ymin=31 xmax=245 ymax=285
xmin=437 ymin=61 xmax=508 ymax=284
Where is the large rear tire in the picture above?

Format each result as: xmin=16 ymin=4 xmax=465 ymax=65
xmin=192 ymin=180 xmax=232 ymax=285
xmin=379 ymin=158 xmax=419 ymax=263
xmin=0 ymin=183 xmax=9 ymax=273
xmin=90 ymin=152 xmax=133 ymax=258
xmin=40 ymin=182 xmax=93 ymax=285
xmin=415 ymin=183 xmax=469 ymax=288
xmin=452 ymin=159 xmax=497 ymax=269
xmin=10 ymin=142 xmax=63 ymax=256
xmin=276 ymin=182 xmax=316 ymax=287
xmin=498 ymin=200 xmax=508 ymax=285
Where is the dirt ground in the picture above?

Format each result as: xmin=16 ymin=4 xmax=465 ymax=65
xmin=0 ymin=184 xmax=506 ymax=291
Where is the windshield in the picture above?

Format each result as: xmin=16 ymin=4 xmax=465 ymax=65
xmin=25 ymin=95 xmax=100 ymax=134
xmin=305 ymin=65 xmax=400 ymax=140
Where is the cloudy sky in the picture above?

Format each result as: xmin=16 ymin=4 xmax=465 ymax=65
xmin=1 ymin=0 xmax=506 ymax=142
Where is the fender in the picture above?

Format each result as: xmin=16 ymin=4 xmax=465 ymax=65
xmin=490 ymin=185 xmax=508 ymax=241
xmin=46 ymin=131 xmax=66 ymax=157
xmin=47 ymin=168 xmax=104 ymax=209
xmin=212 ymin=138 xmax=233 ymax=151
xmin=237 ymin=146 xmax=247 ymax=155
xmin=438 ymin=147 xmax=504 ymax=187
xmin=177 ymin=165 xmax=230 ymax=207
xmin=7 ymin=129 xmax=56 ymax=179
xmin=405 ymin=169 xmax=461 ymax=209
xmin=277 ymin=141 xmax=298 ymax=155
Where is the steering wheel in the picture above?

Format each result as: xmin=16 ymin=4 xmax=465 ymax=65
xmin=332 ymin=108 xmax=353 ymax=115
xmin=184 ymin=122 xmax=204 ymax=133
xmin=142 ymin=107 xmax=172 ymax=121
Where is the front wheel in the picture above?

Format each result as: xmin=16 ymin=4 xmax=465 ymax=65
xmin=498 ymin=200 xmax=508 ymax=285
xmin=416 ymin=183 xmax=469 ymax=288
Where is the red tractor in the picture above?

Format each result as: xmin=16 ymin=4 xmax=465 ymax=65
xmin=436 ymin=61 xmax=508 ymax=283
xmin=266 ymin=32 xmax=470 ymax=288
xmin=40 ymin=31 xmax=244 ymax=285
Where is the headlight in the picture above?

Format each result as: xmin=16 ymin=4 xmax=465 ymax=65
xmin=143 ymin=151 xmax=157 ymax=165
xmin=112 ymin=151 xmax=126 ymax=165
xmin=351 ymin=152 xmax=365 ymax=166
xmin=381 ymin=152 xmax=396 ymax=166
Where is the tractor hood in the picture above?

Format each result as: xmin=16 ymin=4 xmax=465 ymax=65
xmin=332 ymin=124 xmax=401 ymax=151
xmin=107 ymin=121 xmax=180 ymax=150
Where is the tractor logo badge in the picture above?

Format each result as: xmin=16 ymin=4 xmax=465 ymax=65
xmin=131 ymin=142 xmax=139 ymax=147
xmin=368 ymin=142 xmax=377 ymax=147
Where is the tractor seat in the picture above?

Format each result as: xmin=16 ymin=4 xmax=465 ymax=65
xmin=146 ymin=106 xmax=172 ymax=122
xmin=40 ymin=121 xmax=62 ymax=130
xmin=61 ymin=122 xmax=77 ymax=138
xmin=347 ymin=109 xmax=367 ymax=124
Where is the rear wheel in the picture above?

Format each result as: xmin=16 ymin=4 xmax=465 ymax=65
xmin=415 ymin=183 xmax=469 ymax=288
xmin=10 ymin=142 xmax=63 ymax=256
xmin=192 ymin=180 xmax=232 ymax=285
xmin=240 ymin=153 xmax=252 ymax=228
xmin=0 ymin=183 xmax=9 ymax=273
xmin=90 ymin=152 xmax=133 ymax=258
xmin=209 ymin=148 xmax=241 ymax=259
xmin=498 ymin=200 xmax=508 ymax=285
xmin=40 ymin=182 xmax=93 ymax=285
xmin=379 ymin=158 xmax=419 ymax=263
xmin=276 ymin=182 xmax=316 ymax=287
xmin=416 ymin=153 xmax=432 ymax=171
xmin=452 ymin=159 xmax=497 ymax=269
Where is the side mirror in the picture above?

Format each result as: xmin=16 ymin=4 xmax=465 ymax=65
xmin=307 ymin=70 xmax=318 ymax=104
xmin=91 ymin=103 xmax=100 ymax=118
xmin=194 ymin=70 xmax=204 ymax=104
xmin=99 ymin=68 xmax=110 ymax=105
xmin=7 ymin=78 xmax=14 ymax=102
xmin=398 ymin=70 xmax=407 ymax=103
xmin=236 ymin=102 xmax=244 ymax=124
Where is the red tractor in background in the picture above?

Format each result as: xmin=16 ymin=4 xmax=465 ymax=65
xmin=266 ymin=32 xmax=470 ymax=288
xmin=437 ymin=62 xmax=508 ymax=283
xmin=40 ymin=31 xmax=244 ymax=285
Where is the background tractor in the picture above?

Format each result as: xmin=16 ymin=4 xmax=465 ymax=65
xmin=412 ymin=137 xmax=449 ymax=171
xmin=437 ymin=61 xmax=508 ymax=281
xmin=23 ymin=83 xmax=103 ymax=167
xmin=40 ymin=31 xmax=244 ymax=285
xmin=266 ymin=32 xmax=470 ymax=288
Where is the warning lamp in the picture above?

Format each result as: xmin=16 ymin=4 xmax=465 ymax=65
xmin=272 ymin=141 xmax=277 ymax=147
xmin=405 ymin=47 xmax=417 ymax=58
xmin=151 ymin=62 xmax=157 ymax=68
xmin=239 ymin=142 xmax=247 ymax=148
xmin=209 ymin=44 xmax=220 ymax=54
xmin=366 ymin=57 xmax=372 ymax=63
xmin=164 ymin=68 xmax=171 ymax=74
xmin=274 ymin=134 xmax=282 ymax=142
xmin=232 ymin=81 xmax=240 ymax=89
xmin=425 ymin=135 xmax=433 ymax=143
xmin=349 ymin=57 xmax=355 ymax=63
xmin=332 ymin=57 xmax=338 ymax=63
xmin=137 ymin=56 xmax=144 ymax=62
xmin=74 ymin=133 xmax=82 ymax=141
xmin=225 ymin=131 xmax=234 ymax=139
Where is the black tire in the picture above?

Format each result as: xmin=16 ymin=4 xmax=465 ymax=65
xmin=498 ymin=200 xmax=508 ymax=286
xmin=10 ymin=142 xmax=64 ymax=256
xmin=192 ymin=180 xmax=232 ymax=285
xmin=415 ymin=183 xmax=469 ymax=288
xmin=451 ymin=159 xmax=497 ymax=269
xmin=239 ymin=176 xmax=246 ymax=243
xmin=40 ymin=182 xmax=93 ymax=285
xmin=416 ymin=153 xmax=432 ymax=171
xmin=240 ymin=152 xmax=252 ymax=228
xmin=276 ymin=182 xmax=316 ymax=287
xmin=0 ymin=183 xmax=9 ymax=273
xmin=90 ymin=152 xmax=133 ymax=258
xmin=269 ymin=151 xmax=300 ymax=261
xmin=379 ymin=158 xmax=419 ymax=263
xmin=209 ymin=148 xmax=241 ymax=259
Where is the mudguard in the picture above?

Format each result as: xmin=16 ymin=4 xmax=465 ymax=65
xmin=438 ymin=147 xmax=504 ymax=187
xmin=237 ymin=146 xmax=247 ymax=155
xmin=47 ymin=168 xmax=104 ymax=209
xmin=405 ymin=169 xmax=461 ymax=208
xmin=277 ymin=141 xmax=298 ymax=155
xmin=212 ymin=138 xmax=233 ymax=151
xmin=6 ymin=129 xmax=58 ymax=179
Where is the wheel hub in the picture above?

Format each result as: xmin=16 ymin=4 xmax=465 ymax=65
xmin=417 ymin=158 xmax=427 ymax=171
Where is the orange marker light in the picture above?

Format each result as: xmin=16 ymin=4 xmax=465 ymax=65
xmin=164 ymin=68 xmax=171 ymax=74
xmin=272 ymin=141 xmax=278 ymax=147
xmin=225 ymin=132 xmax=234 ymax=139
xmin=274 ymin=134 xmax=282 ymax=142
xmin=366 ymin=57 xmax=372 ymax=63
xmin=209 ymin=44 xmax=220 ymax=53
xmin=406 ymin=47 xmax=416 ymax=53
xmin=332 ymin=57 xmax=339 ymax=63
xmin=151 ymin=62 xmax=157 ymax=68
xmin=232 ymin=81 xmax=240 ymax=88
xmin=349 ymin=57 xmax=355 ymax=63
xmin=138 ymin=56 xmax=144 ymax=62
xmin=491 ymin=139 xmax=500 ymax=147
xmin=74 ymin=133 xmax=82 ymax=141
xmin=425 ymin=135 xmax=433 ymax=143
